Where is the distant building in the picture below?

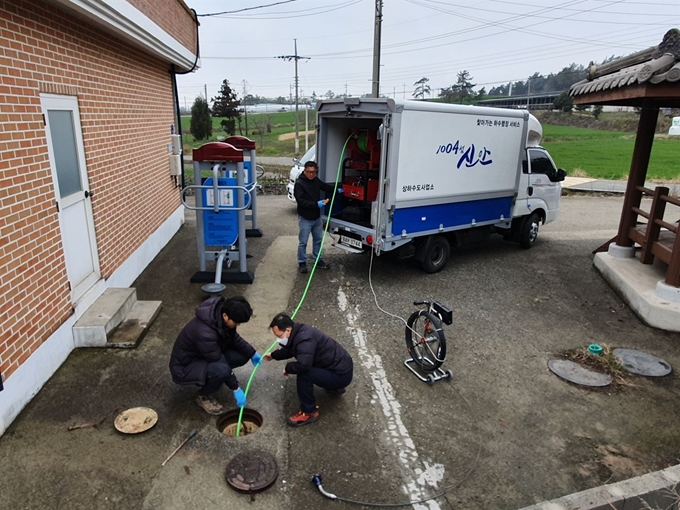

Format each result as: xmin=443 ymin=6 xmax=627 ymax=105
xmin=477 ymin=91 xmax=565 ymax=110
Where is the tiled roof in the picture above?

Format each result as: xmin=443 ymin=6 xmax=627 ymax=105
xmin=569 ymin=28 xmax=680 ymax=98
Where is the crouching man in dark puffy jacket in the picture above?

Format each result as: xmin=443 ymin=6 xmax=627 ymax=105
xmin=264 ymin=312 xmax=353 ymax=427
xmin=169 ymin=296 xmax=262 ymax=415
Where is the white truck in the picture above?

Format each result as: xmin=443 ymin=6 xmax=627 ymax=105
xmin=286 ymin=144 xmax=316 ymax=202
xmin=316 ymin=97 xmax=566 ymax=273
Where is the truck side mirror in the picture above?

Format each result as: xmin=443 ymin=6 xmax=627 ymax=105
xmin=549 ymin=168 xmax=567 ymax=182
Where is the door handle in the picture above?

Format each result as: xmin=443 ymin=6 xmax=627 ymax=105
xmin=527 ymin=186 xmax=533 ymax=196
xmin=84 ymin=190 xmax=93 ymax=199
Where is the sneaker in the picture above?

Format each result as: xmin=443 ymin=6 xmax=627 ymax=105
xmin=317 ymin=260 xmax=331 ymax=270
xmin=287 ymin=409 xmax=320 ymax=427
xmin=196 ymin=395 xmax=226 ymax=415
xmin=298 ymin=263 xmax=308 ymax=274
xmin=325 ymin=387 xmax=346 ymax=396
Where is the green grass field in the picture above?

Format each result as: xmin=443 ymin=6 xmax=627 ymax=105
xmin=182 ymin=113 xmax=679 ymax=181
xmin=541 ymin=124 xmax=680 ymax=181
xmin=181 ymin=110 xmax=315 ymax=157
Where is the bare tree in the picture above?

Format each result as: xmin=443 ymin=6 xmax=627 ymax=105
xmin=250 ymin=113 xmax=271 ymax=150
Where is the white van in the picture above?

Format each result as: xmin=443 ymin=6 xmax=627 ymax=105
xmin=286 ymin=144 xmax=316 ymax=202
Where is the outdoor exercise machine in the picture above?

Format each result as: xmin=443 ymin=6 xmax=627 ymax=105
xmin=181 ymin=142 xmax=255 ymax=292
xmin=224 ymin=136 xmax=263 ymax=238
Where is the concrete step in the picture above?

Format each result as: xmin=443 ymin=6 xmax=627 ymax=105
xmin=72 ymin=288 xmax=161 ymax=348
xmin=107 ymin=300 xmax=162 ymax=348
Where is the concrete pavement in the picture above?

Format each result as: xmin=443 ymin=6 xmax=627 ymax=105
xmin=563 ymin=176 xmax=680 ymax=195
xmin=1 ymin=195 xmax=680 ymax=510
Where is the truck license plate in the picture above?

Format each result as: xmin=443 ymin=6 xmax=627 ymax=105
xmin=341 ymin=235 xmax=362 ymax=249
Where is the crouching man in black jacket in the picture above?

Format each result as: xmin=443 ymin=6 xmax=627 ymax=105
xmin=264 ymin=313 xmax=353 ymax=427
xmin=169 ymin=296 xmax=262 ymax=415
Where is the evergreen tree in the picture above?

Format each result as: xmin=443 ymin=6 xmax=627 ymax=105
xmin=592 ymin=105 xmax=603 ymax=119
xmin=439 ymin=70 xmax=476 ymax=103
xmin=412 ymin=77 xmax=431 ymax=100
xmin=455 ymin=70 xmax=476 ymax=102
xmin=211 ymin=79 xmax=241 ymax=136
xmin=190 ymin=96 xmax=212 ymax=141
xmin=553 ymin=92 xmax=574 ymax=113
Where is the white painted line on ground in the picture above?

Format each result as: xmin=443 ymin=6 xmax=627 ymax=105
xmin=338 ymin=287 xmax=444 ymax=510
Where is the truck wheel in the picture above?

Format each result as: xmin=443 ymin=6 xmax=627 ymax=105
xmin=420 ymin=235 xmax=450 ymax=273
xmin=519 ymin=212 xmax=540 ymax=249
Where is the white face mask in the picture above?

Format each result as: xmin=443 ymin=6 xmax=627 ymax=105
xmin=277 ymin=336 xmax=289 ymax=347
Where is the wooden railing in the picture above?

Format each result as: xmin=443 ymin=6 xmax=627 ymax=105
xmin=629 ymin=185 xmax=680 ymax=287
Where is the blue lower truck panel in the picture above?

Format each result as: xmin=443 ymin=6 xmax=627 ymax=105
xmin=391 ymin=196 xmax=513 ymax=236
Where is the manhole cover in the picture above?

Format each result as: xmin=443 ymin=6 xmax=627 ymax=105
xmin=114 ymin=407 xmax=158 ymax=434
xmin=613 ymin=349 xmax=672 ymax=377
xmin=225 ymin=450 xmax=278 ymax=493
xmin=548 ymin=359 xmax=613 ymax=387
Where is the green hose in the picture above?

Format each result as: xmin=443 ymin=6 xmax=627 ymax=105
xmin=356 ymin=130 xmax=368 ymax=153
xmin=235 ymin=134 xmax=353 ymax=436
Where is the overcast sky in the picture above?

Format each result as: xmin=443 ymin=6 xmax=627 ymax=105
xmin=176 ymin=0 xmax=680 ymax=106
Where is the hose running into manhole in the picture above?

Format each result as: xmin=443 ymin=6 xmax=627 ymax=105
xmin=235 ymin=134 xmax=354 ymax=437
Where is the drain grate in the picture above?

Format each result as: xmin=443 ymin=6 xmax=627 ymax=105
xmin=225 ymin=450 xmax=278 ymax=493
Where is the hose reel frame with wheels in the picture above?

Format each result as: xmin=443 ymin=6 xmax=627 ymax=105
xmin=404 ymin=300 xmax=454 ymax=385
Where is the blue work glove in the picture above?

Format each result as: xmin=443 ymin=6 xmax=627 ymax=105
xmin=233 ymin=388 xmax=246 ymax=408
xmin=317 ymin=199 xmax=325 ymax=208
xmin=337 ymin=188 xmax=344 ymax=194
xmin=251 ymin=353 xmax=262 ymax=367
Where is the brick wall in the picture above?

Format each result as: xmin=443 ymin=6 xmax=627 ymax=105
xmin=0 ymin=0 xmax=187 ymax=381
xmin=128 ymin=0 xmax=197 ymax=55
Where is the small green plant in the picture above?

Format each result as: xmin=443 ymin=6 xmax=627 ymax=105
xmin=562 ymin=344 xmax=631 ymax=386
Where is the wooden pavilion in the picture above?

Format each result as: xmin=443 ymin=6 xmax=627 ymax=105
xmin=568 ymin=29 xmax=680 ymax=326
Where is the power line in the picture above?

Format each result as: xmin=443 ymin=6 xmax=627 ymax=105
xmin=206 ymin=0 xmax=363 ymax=20
xmin=197 ymin=0 xmax=298 ymax=17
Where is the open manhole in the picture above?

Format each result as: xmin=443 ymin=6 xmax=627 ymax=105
xmin=217 ymin=408 xmax=263 ymax=437
xmin=225 ymin=450 xmax=278 ymax=493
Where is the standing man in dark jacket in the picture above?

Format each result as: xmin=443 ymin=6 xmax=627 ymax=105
xmin=264 ymin=312 xmax=353 ymax=427
xmin=293 ymin=160 xmax=342 ymax=273
xmin=169 ymin=296 xmax=262 ymax=415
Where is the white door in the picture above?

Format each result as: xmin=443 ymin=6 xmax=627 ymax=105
xmin=41 ymin=94 xmax=100 ymax=303
xmin=527 ymin=148 xmax=562 ymax=214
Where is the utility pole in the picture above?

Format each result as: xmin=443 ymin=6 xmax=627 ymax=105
xmin=242 ymin=80 xmax=248 ymax=135
xmin=371 ymin=0 xmax=383 ymax=98
xmin=277 ymin=40 xmax=309 ymax=155
xmin=526 ymin=77 xmax=531 ymax=110
xmin=403 ymin=83 xmax=406 ymax=99
xmin=204 ymin=84 xmax=207 ymax=101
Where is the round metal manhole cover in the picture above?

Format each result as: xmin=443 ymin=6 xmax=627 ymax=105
xmin=225 ymin=450 xmax=278 ymax=493
xmin=548 ymin=359 xmax=613 ymax=387
xmin=613 ymin=349 xmax=672 ymax=377
xmin=113 ymin=407 xmax=158 ymax=434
